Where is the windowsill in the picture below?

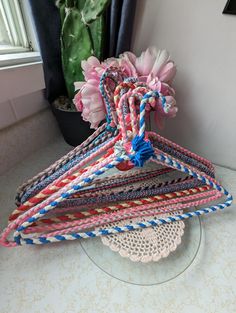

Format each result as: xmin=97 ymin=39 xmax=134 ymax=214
xmin=0 ymin=51 xmax=41 ymax=68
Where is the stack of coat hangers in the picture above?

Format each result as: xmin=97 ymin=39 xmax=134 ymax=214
xmin=0 ymin=67 xmax=233 ymax=248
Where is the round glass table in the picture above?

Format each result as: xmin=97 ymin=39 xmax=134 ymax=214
xmin=80 ymin=216 xmax=202 ymax=285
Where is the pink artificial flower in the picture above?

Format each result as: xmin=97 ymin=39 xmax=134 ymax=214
xmin=135 ymin=47 xmax=176 ymax=84
xmin=118 ymin=51 xmax=137 ymax=77
xmin=73 ymin=89 xmax=83 ymax=111
xmin=73 ymin=55 xmax=138 ymax=129
xmin=81 ymin=56 xmax=102 ymax=81
xmin=73 ymin=47 xmax=177 ymax=129
xmin=147 ymin=76 xmax=175 ymax=96
xmin=73 ymin=57 xmax=106 ymax=129
xmin=134 ymin=48 xmax=177 ymax=129
xmin=74 ymin=79 xmax=106 ymax=129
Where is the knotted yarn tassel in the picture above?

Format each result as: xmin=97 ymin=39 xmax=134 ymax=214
xmin=129 ymin=135 xmax=155 ymax=167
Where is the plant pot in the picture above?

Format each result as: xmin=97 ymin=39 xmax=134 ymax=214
xmin=52 ymin=105 xmax=94 ymax=147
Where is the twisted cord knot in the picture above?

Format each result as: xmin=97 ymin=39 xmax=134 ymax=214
xmin=114 ymin=141 xmax=127 ymax=157
xmin=129 ymin=135 xmax=155 ymax=167
xmin=124 ymin=77 xmax=138 ymax=83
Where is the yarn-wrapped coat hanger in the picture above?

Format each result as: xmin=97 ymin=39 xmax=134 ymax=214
xmin=0 ymin=76 xmax=232 ymax=247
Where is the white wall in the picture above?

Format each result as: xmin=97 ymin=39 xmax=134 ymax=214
xmin=0 ymin=63 xmax=47 ymax=129
xmin=0 ymin=109 xmax=60 ymax=174
xmin=132 ymin=0 xmax=236 ymax=169
xmin=0 ymin=62 xmax=60 ymax=173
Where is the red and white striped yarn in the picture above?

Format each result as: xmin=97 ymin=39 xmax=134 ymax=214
xmin=24 ymin=190 xmax=221 ymax=237
xmin=26 ymin=185 xmax=219 ymax=230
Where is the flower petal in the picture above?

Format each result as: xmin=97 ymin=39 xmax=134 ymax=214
xmin=151 ymin=49 xmax=170 ymax=77
xmin=73 ymin=91 xmax=83 ymax=111
xmin=81 ymin=56 xmax=100 ymax=71
xmin=135 ymin=47 xmax=157 ymax=76
xmin=74 ymin=81 xmax=85 ymax=91
xmin=121 ymin=51 xmax=136 ymax=64
xmin=158 ymin=62 xmax=177 ymax=83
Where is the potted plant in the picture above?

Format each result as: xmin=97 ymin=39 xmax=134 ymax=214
xmin=52 ymin=0 xmax=110 ymax=146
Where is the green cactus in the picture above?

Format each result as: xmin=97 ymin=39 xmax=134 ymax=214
xmin=81 ymin=0 xmax=109 ymax=24
xmin=57 ymin=0 xmax=110 ymax=100
xmin=75 ymin=0 xmax=87 ymax=10
xmin=61 ymin=5 xmax=92 ymax=98
xmin=89 ymin=15 xmax=105 ymax=60
xmin=56 ymin=0 xmax=66 ymax=23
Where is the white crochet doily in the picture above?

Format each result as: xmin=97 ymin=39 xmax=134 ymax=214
xmin=100 ymin=210 xmax=185 ymax=263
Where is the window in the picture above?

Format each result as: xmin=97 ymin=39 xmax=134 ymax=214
xmin=0 ymin=0 xmax=41 ymax=67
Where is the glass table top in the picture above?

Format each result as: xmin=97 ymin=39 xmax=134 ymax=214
xmin=80 ymin=216 xmax=202 ymax=286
